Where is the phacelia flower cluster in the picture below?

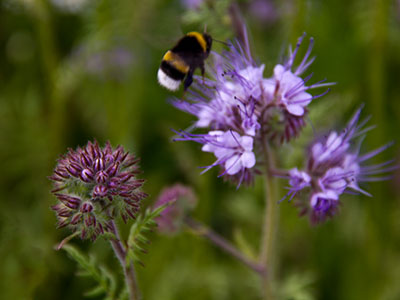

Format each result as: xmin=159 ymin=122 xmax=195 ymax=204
xmin=173 ymin=32 xmax=332 ymax=186
xmin=50 ymin=141 xmax=147 ymax=240
xmin=154 ymin=184 xmax=197 ymax=234
xmin=283 ymin=108 xmax=394 ymax=223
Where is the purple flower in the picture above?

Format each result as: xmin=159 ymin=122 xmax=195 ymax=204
xmin=172 ymin=43 xmax=262 ymax=137
xmin=284 ymin=107 xmax=394 ymax=223
xmin=154 ymin=184 xmax=197 ymax=234
xmin=50 ymin=141 xmax=147 ymax=240
xmin=261 ymin=34 xmax=333 ymax=142
xmin=171 ymin=30 xmax=331 ymax=186
xmin=309 ymin=191 xmax=340 ymax=223
xmin=175 ymin=130 xmax=256 ymax=186
xmin=248 ymin=0 xmax=279 ymax=24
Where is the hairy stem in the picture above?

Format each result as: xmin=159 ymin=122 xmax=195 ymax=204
xmin=185 ymin=217 xmax=264 ymax=274
xmin=259 ymin=142 xmax=279 ymax=299
xmin=108 ymin=221 xmax=140 ymax=300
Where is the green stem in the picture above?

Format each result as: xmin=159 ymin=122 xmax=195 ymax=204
xmin=259 ymin=142 xmax=279 ymax=299
xmin=109 ymin=221 xmax=141 ymax=300
xmin=185 ymin=217 xmax=264 ymax=274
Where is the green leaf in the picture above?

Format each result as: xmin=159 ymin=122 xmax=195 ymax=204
xmin=84 ymin=285 xmax=106 ymax=298
xmin=62 ymin=245 xmax=118 ymax=299
xmin=232 ymin=228 xmax=258 ymax=260
xmin=126 ymin=205 xmax=168 ymax=266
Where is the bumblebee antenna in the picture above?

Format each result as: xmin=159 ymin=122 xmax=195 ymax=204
xmin=212 ymin=38 xmax=231 ymax=47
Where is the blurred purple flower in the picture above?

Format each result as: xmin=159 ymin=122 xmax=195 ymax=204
xmin=154 ymin=184 xmax=197 ymax=234
xmin=50 ymin=141 xmax=147 ymax=240
xmin=70 ymin=45 xmax=134 ymax=81
xmin=283 ymin=107 xmax=394 ymax=223
xmin=181 ymin=0 xmax=204 ymax=10
xmin=85 ymin=47 xmax=134 ymax=80
xmin=248 ymin=0 xmax=279 ymax=24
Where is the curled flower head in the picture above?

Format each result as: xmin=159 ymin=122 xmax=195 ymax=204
xmin=50 ymin=141 xmax=147 ymax=240
xmin=154 ymin=184 xmax=197 ymax=234
xmin=261 ymin=34 xmax=333 ymax=142
xmin=283 ymin=107 xmax=395 ymax=223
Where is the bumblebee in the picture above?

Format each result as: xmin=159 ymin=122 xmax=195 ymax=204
xmin=157 ymin=32 xmax=212 ymax=91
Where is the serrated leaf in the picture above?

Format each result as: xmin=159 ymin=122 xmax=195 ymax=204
xmin=84 ymin=285 xmax=106 ymax=297
xmin=233 ymin=228 xmax=257 ymax=260
xmin=100 ymin=266 xmax=117 ymax=297
xmin=62 ymin=244 xmax=119 ymax=299
xmin=125 ymin=204 xmax=168 ymax=266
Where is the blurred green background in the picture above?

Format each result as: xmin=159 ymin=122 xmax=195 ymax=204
xmin=0 ymin=0 xmax=399 ymax=299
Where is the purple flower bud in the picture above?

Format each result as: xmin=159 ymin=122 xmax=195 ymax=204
xmin=104 ymin=153 xmax=114 ymax=164
xmin=106 ymin=162 xmax=119 ymax=177
xmin=80 ymin=202 xmax=93 ymax=213
xmin=94 ymin=158 xmax=105 ymax=172
xmin=93 ymin=185 xmax=107 ymax=198
xmin=80 ymin=153 xmax=93 ymax=168
xmin=57 ymin=219 xmax=70 ymax=228
xmin=56 ymin=194 xmax=81 ymax=209
xmin=108 ymin=177 xmax=120 ymax=188
xmin=80 ymin=168 xmax=94 ymax=182
xmin=70 ymin=214 xmax=82 ymax=225
xmin=95 ymin=170 xmax=108 ymax=183
xmin=66 ymin=165 xmax=80 ymax=177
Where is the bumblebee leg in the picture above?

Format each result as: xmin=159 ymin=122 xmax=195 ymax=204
xmin=200 ymin=63 xmax=205 ymax=85
xmin=183 ymin=70 xmax=194 ymax=91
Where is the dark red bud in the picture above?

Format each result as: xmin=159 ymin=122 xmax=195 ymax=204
xmin=96 ymin=171 xmax=108 ymax=183
xmin=104 ymin=154 xmax=114 ymax=164
xmin=80 ymin=168 xmax=94 ymax=182
xmin=106 ymin=162 xmax=119 ymax=177
xmin=70 ymin=214 xmax=82 ymax=225
xmin=80 ymin=154 xmax=93 ymax=168
xmin=93 ymin=185 xmax=107 ymax=198
xmin=94 ymin=158 xmax=105 ymax=172
xmin=57 ymin=219 xmax=70 ymax=228
xmin=80 ymin=202 xmax=93 ymax=213
xmin=98 ymin=223 xmax=104 ymax=234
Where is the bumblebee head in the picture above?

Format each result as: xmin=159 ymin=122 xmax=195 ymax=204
xmin=203 ymin=33 xmax=212 ymax=56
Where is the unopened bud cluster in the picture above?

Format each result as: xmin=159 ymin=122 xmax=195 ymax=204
xmin=50 ymin=141 xmax=147 ymax=240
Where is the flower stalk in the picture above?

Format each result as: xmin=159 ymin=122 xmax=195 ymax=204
xmin=185 ymin=217 xmax=264 ymax=274
xmin=109 ymin=220 xmax=140 ymax=300
xmin=259 ymin=141 xmax=279 ymax=300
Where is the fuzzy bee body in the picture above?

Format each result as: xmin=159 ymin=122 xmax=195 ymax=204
xmin=157 ymin=32 xmax=212 ymax=91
